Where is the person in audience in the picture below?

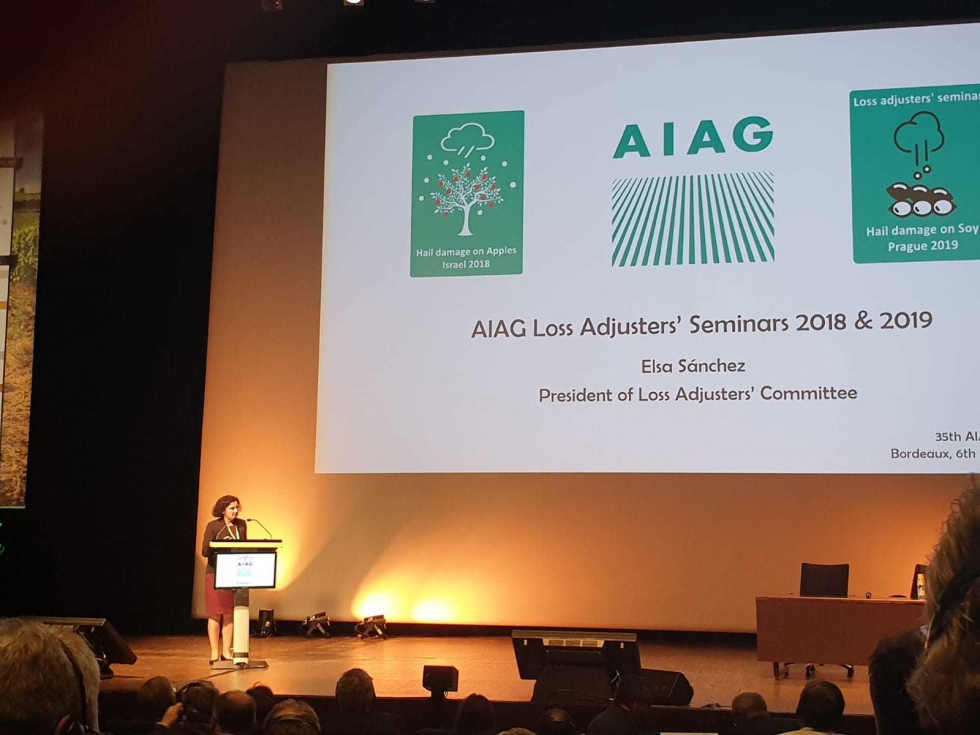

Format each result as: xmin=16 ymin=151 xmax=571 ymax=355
xmin=214 ymin=691 xmax=257 ymax=735
xmin=0 ymin=617 xmax=101 ymax=734
xmin=140 ymin=677 xmax=179 ymax=721
xmin=322 ymin=668 xmax=399 ymax=735
xmin=869 ymin=629 xmax=926 ymax=735
xmin=452 ymin=694 xmax=495 ymax=735
xmin=108 ymin=676 xmax=179 ymax=735
xmin=731 ymin=692 xmax=798 ymax=735
xmin=246 ymin=684 xmax=276 ymax=730
xmin=782 ymin=680 xmax=845 ymax=735
xmin=177 ymin=680 xmax=220 ymax=735
xmin=586 ymin=674 xmax=653 ymax=735
xmin=155 ymin=703 xmax=186 ymax=734
xmin=732 ymin=692 xmax=767 ymax=722
xmin=202 ymin=494 xmax=247 ymax=663
xmin=908 ymin=478 xmax=980 ymax=735
xmin=264 ymin=700 xmax=321 ymax=735
xmin=536 ymin=708 xmax=578 ymax=735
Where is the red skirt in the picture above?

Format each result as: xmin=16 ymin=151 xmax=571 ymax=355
xmin=205 ymin=573 xmax=234 ymax=616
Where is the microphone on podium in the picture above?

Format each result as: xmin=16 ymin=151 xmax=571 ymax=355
xmin=246 ymin=518 xmax=274 ymax=538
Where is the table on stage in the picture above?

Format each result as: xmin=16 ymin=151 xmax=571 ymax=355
xmin=756 ymin=595 xmax=926 ymax=678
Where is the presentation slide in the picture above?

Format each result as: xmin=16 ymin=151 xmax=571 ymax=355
xmin=318 ymin=23 xmax=980 ymax=474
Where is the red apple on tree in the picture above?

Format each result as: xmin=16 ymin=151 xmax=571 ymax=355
xmin=429 ymin=164 xmax=503 ymax=236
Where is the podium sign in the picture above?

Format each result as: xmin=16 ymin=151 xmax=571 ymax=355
xmin=214 ymin=551 xmax=277 ymax=589
xmin=209 ymin=539 xmax=282 ymax=670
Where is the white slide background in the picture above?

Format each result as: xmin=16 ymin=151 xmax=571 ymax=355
xmin=319 ymin=24 xmax=980 ymax=474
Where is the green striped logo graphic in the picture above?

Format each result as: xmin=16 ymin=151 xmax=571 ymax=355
xmin=611 ymin=172 xmax=775 ymax=266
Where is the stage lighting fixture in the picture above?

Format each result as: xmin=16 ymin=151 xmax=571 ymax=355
xmin=257 ymin=609 xmax=276 ymax=638
xmin=415 ymin=0 xmax=436 ymax=4
xmin=343 ymin=0 xmax=364 ymax=6
xmin=354 ymin=614 xmax=387 ymax=639
xmin=422 ymin=665 xmax=458 ymax=700
xmin=300 ymin=612 xmax=331 ymax=637
xmin=261 ymin=0 xmax=285 ymax=10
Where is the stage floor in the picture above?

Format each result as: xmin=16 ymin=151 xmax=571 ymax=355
xmin=100 ymin=635 xmax=874 ymax=716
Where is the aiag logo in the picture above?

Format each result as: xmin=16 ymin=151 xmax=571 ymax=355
xmin=613 ymin=116 xmax=773 ymax=158
xmin=609 ymin=115 xmax=777 ymax=266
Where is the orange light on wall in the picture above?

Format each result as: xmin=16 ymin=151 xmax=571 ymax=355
xmin=352 ymin=571 xmax=492 ymax=624
xmin=354 ymin=590 xmax=404 ymax=621
xmin=410 ymin=598 xmax=456 ymax=623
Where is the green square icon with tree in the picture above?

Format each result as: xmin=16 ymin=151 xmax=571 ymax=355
xmin=850 ymin=84 xmax=980 ymax=263
xmin=411 ymin=111 xmax=524 ymax=277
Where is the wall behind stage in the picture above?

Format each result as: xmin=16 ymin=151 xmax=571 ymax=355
xmin=197 ymin=58 xmax=965 ymax=633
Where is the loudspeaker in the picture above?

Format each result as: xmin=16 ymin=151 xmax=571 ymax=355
xmin=640 ymin=668 xmax=694 ymax=706
xmin=257 ymin=609 xmax=276 ymax=637
xmin=531 ymin=664 xmax=612 ymax=703
xmin=422 ymin=665 xmax=459 ymax=695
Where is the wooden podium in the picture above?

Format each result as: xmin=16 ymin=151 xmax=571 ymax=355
xmin=210 ymin=539 xmax=282 ymax=670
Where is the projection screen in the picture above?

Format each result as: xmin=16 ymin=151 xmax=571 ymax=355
xmin=198 ymin=22 xmax=977 ymax=631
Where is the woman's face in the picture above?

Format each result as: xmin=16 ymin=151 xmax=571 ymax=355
xmin=223 ymin=501 xmax=241 ymax=524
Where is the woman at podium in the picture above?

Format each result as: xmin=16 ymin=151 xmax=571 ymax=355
xmin=202 ymin=494 xmax=247 ymax=663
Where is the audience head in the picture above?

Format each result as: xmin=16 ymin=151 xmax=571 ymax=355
xmin=214 ymin=691 xmax=257 ymax=735
xmin=177 ymin=680 xmax=220 ymax=725
xmin=263 ymin=699 xmax=320 ymax=735
xmin=869 ymin=629 xmax=925 ymax=735
xmin=0 ymin=618 xmax=101 ymax=734
xmin=731 ymin=692 xmax=769 ymax=725
xmin=613 ymin=675 xmax=653 ymax=710
xmin=909 ymin=478 xmax=980 ymax=735
xmin=795 ymin=680 xmax=845 ymax=732
xmin=335 ymin=668 xmax=376 ymax=715
xmin=246 ymin=684 xmax=276 ymax=727
xmin=137 ymin=676 xmax=177 ymax=722
xmin=536 ymin=708 xmax=577 ymax=735
xmin=452 ymin=694 xmax=495 ymax=735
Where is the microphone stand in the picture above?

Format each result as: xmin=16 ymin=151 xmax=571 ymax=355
xmin=246 ymin=518 xmax=274 ymax=539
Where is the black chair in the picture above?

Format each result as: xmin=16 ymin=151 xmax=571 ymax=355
xmin=775 ymin=563 xmax=853 ymax=679
xmin=800 ymin=563 xmax=849 ymax=598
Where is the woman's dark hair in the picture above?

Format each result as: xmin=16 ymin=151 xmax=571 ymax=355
xmin=453 ymin=694 xmax=495 ymax=735
xmin=908 ymin=477 xmax=980 ymax=735
xmin=212 ymin=495 xmax=241 ymax=518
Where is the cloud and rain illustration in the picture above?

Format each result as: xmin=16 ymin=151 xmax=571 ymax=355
xmin=429 ymin=122 xmax=506 ymax=237
xmin=887 ymin=111 xmax=956 ymax=218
